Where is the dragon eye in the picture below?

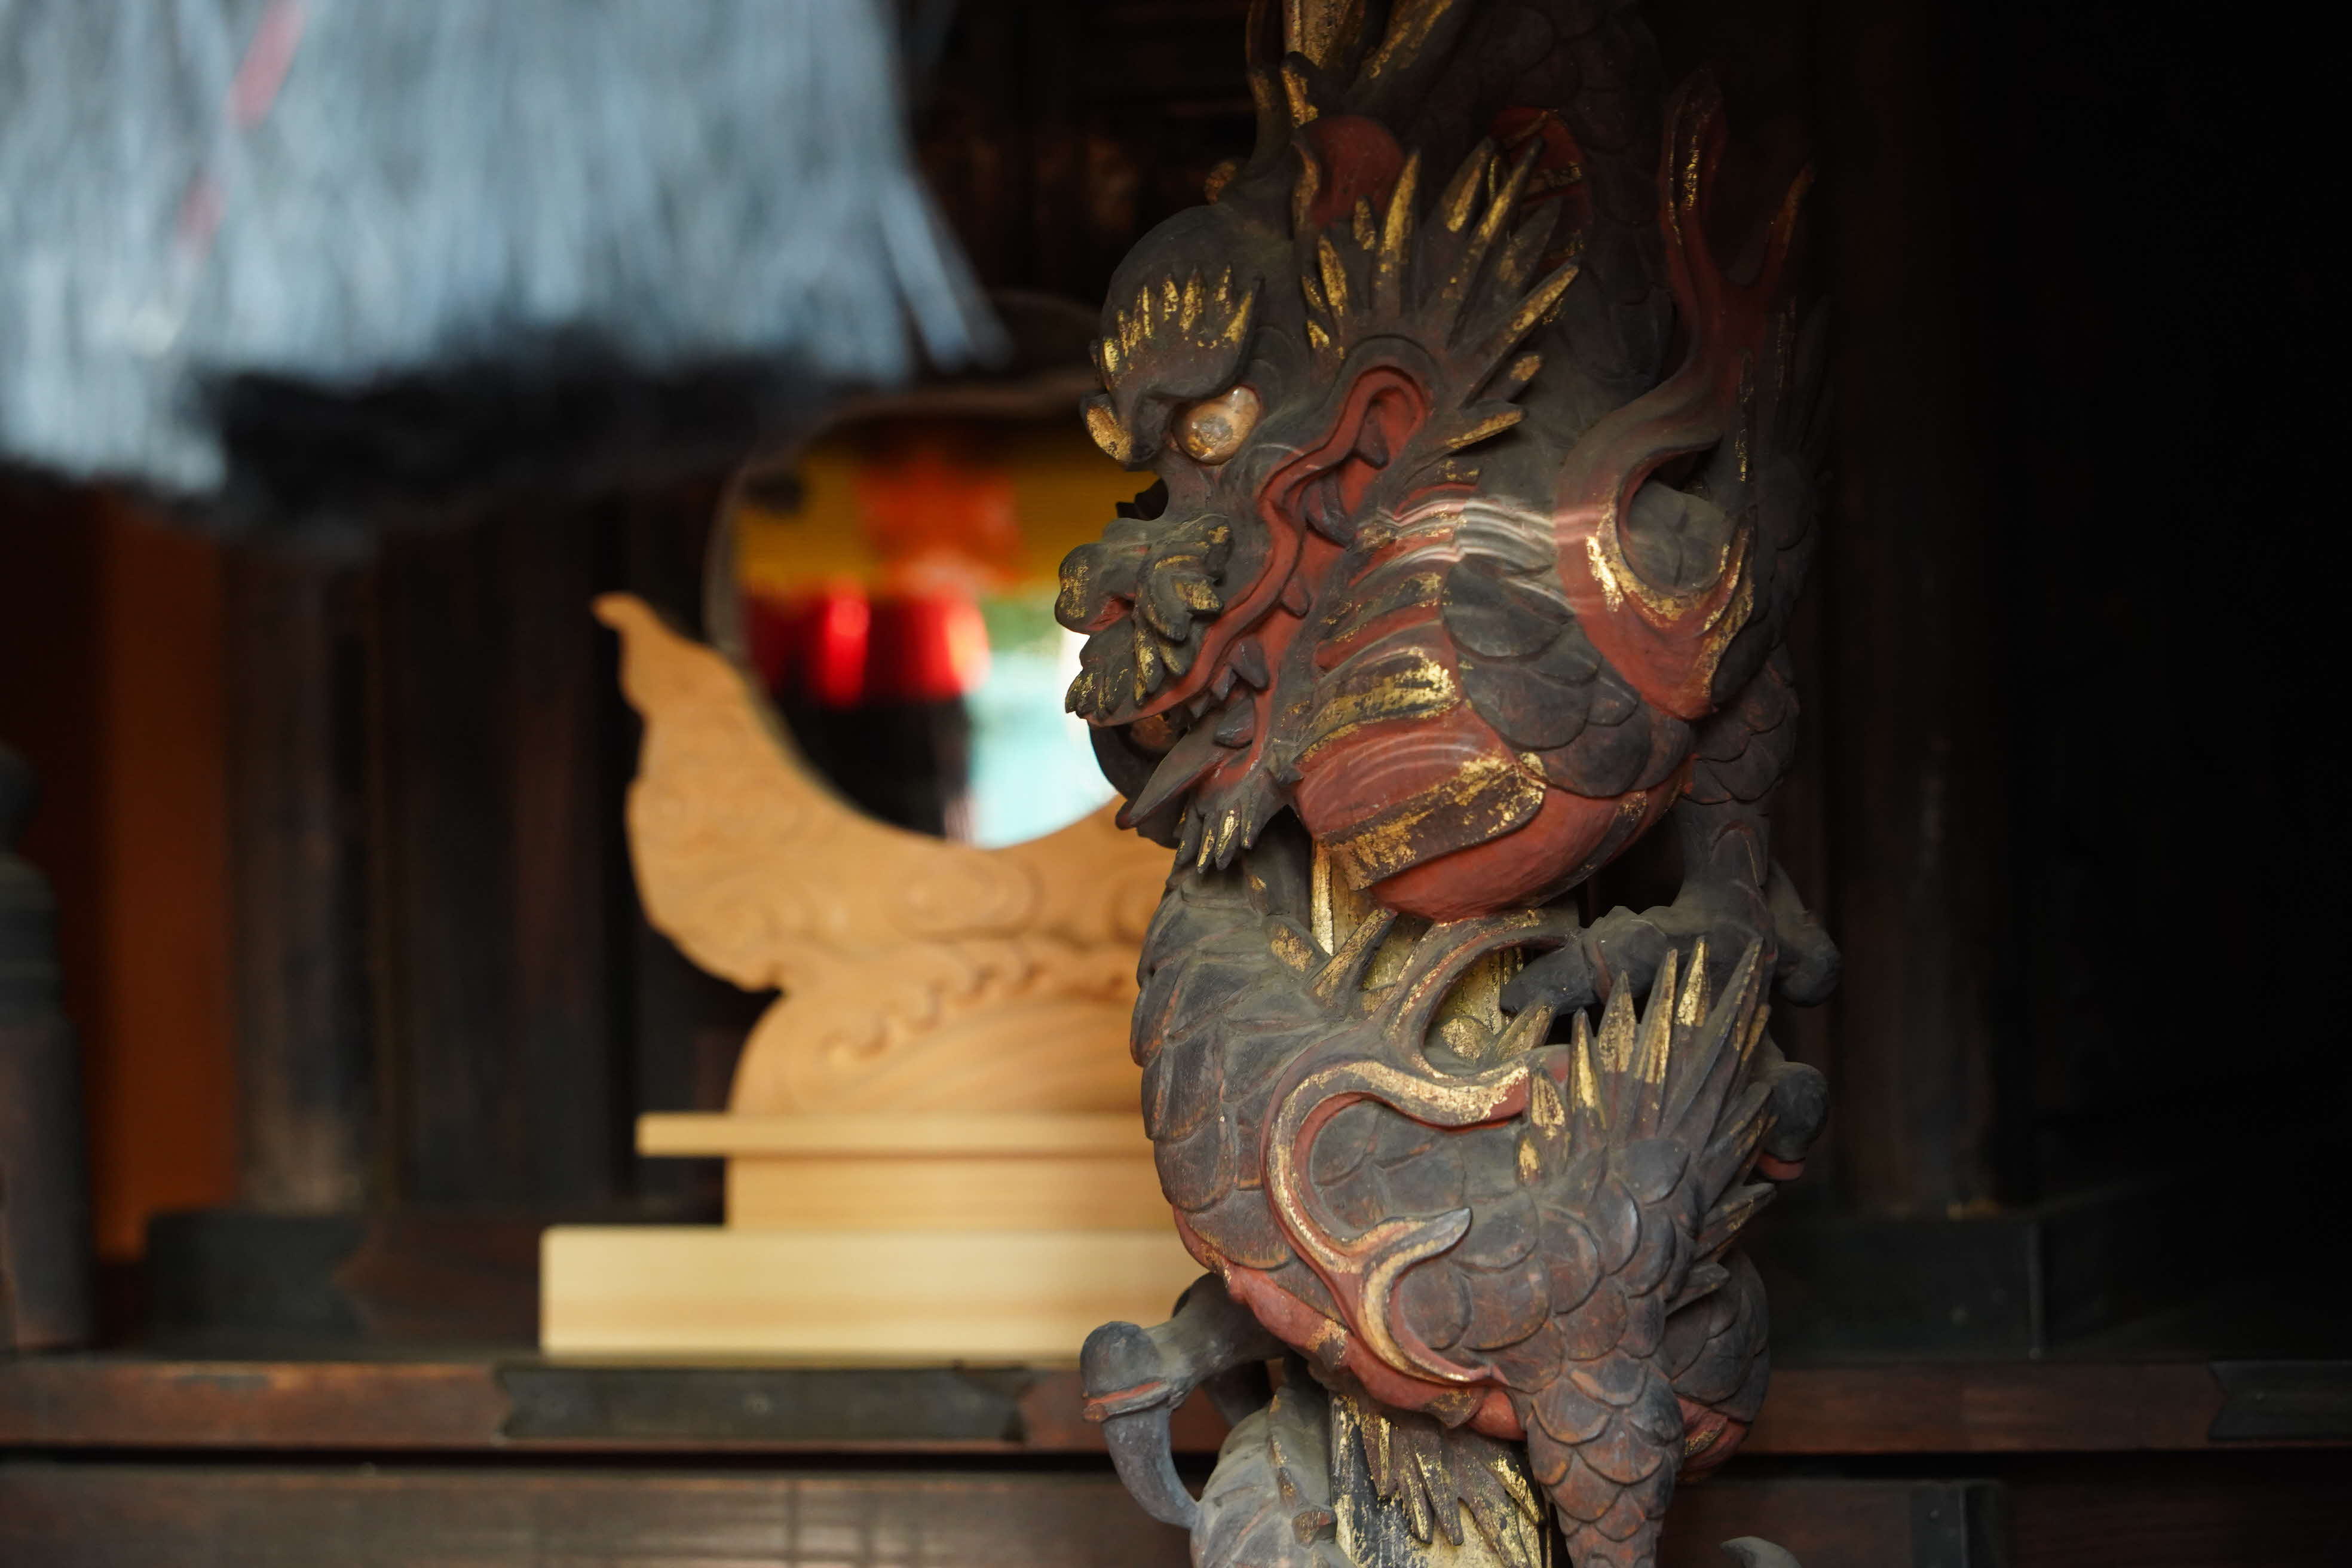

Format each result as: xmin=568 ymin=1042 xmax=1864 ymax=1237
xmin=1173 ymin=385 xmax=1261 ymax=465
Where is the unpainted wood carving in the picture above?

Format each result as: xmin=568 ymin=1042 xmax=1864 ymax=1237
xmin=595 ymin=594 xmax=1171 ymax=1116
xmin=1068 ymin=4 xmax=1834 ymax=1566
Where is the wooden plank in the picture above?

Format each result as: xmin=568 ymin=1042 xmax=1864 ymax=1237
xmin=2005 ymin=1452 xmax=2352 ymax=1568
xmin=641 ymin=1111 xmax=1153 ymax=1157
xmin=725 ymin=1153 xmax=1171 ymax=1231
xmin=0 ymin=1463 xmax=1195 ymax=1568
xmin=0 ymin=1359 xmax=510 ymax=1450
xmin=539 ymin=1227 xmax=1203 ymax=1358
xmin=8 ymin=1357 xmax=2321 ymax=1459
xmin=1753 ymin=1364 xmax=2225 ymax=1454
xmin=0 ymin=1463 xmax=1965 ymax=1568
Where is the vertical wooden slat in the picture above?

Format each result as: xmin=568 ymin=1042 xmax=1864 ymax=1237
xmin=222 ymin=546 xmax=374 ymax=1214
xmin=499 ymin=504 xmax=615 ymax=1203
xmin=377 ymin=519 xmax=511 ymax=1203
xmin=376 ymin=506 xmax=619 ymax=1208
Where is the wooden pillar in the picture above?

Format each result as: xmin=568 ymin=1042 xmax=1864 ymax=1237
xmin=1811 ymin=0 xmax=2010 ymax=1214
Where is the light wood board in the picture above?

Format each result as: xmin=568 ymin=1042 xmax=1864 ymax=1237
xmin=541 ymin=1226 xmax=1202 ymax=1359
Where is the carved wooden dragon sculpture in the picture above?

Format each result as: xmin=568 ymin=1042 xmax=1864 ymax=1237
xmin=1069 ymin=4 xmax=1835 ymax=1566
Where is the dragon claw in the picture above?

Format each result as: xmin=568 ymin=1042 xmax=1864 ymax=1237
xmin=1083 ymin=1275 xmax=1285 ymax=1532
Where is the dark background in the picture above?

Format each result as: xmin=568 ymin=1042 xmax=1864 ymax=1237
xmin=1 ymin=0 xmax=2341 ymax=1343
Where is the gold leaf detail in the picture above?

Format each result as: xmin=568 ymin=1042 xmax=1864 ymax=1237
xmin=1677 ymin=938 xmax=1712 ymax=1027
xmin=1595 ymin=982 xmax=1636 ymax=1073
xmin=1529 ymin=1073 xmax=1566 ymax=1133
xmin=1374 ymin=149 xmax=1420 ymax=314
xmin=1083 ymin=403 xmax=1132 ymax=463
xmin=1438 ymin=140 xmax=1492 ymax=233
xmin=1636 ymin=948 xmax=1677 ymax=1087
xmin=1359 ymin=0 xmax=1459 ymax=93
xmin=1442 ymin=408 xmax=1523 ymax=452
xmin=1318 ymin=237 xmax=1350 ymax=321
xmin=1505 ymin=262 xmax=1581 ymax=341
xmin=1282 ymin=60 xmax=1318 ymax=125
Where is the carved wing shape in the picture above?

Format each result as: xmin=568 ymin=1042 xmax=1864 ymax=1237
xmin=596 ymin=593 xmax=1169 ymax=1114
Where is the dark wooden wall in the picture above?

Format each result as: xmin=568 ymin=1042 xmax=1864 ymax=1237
xmin=217 ymin=484 xmax=765 ymax=1238
xmin=7 ymin=0 xmax=2341 ymax=1333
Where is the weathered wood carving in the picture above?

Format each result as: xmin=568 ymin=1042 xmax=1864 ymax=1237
xmin=1069 ymin=4 xmax=1833 ymax=1564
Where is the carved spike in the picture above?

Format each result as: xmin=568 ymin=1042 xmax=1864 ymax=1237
xmin=1358 ymin=0 xmax=1466 ymax=96
xmin=1310 ymin=906 xmax=1396 ymax=1003
xmin=1696 ymin=1181 xmax=1775 ymax=1257
xmin=1569 ymin=1009 xmax=1605 ymax=1129
xmin=1501 ymin=260 xmax=1581 ymax=345
xmin=1595 ymin=976 xmax=1636 ymax=1074
xmin=1630 ymin=950 xmax=1677 ymax=1134
xmin=1438 ymin=140 xmax=1493 ymax=233
xmin=1472 ymin=140 xmax=1541 ymax=259
xmin=1318 ymin=237 xmax=1350 ymax=321
xmin=1162 ymin=277 xmax=1182 ymax=318
xmin=1526 ymin=1070 xmax=1566 ymax=1132
xmin=1292 ymin=144 xmax=1324 ymax=233
xmin=1677 ymin=938 xmax=1712 ymax=1027
xmin=1301 ymin=270 xmax=1328 ymax=315
xmin=1666 ymin=941 xmax=1766 ymax=1135
xmin=1217 ymin=266 xmax=1235 ymax=304
xmin=1434 ymin=145 xmax=1539 ymax=332
xmin=1132 ymin=633 xmax=1161 ymax=703
xmin=1493 ymin=212 xmax=1549 ymax=292
xmin=1374 ymin=149 xmax=1420 ymax=314
xmin=1307 ymin=320 xmax=1333 ymax=354
xmin=1176 ymin=808 xmax=1208 ymax=872
xmin=1440 ymin=407 xmax=1523 ymax=452
xmin=1496 ymin=998 xmax=1554 ymax=1058
xmin=1225 ymin=286 xmax=1258 ymax=347
xmin=1181 ymin=272 xmax=1205 ymax=330
xmin=1350 ymin=197 xmax=1377 ymax=251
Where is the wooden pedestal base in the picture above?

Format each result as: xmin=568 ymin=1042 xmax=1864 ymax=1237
xmin=539 ymin=1111 xmax=1197 ymax=1359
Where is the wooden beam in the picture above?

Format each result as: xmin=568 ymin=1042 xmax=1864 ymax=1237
xmin=8 ymin=1356 xmax=2330 ymax=1458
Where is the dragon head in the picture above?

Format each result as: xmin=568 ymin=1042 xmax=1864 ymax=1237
xmin=1059 ymin=99 xmax=1596 ymax=862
